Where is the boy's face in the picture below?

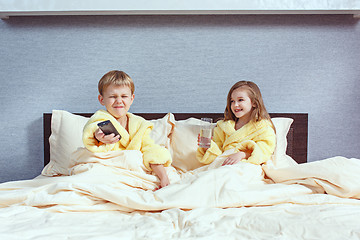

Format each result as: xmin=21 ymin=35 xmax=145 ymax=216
xmin=98 ymin=84 xmax=134 ymax=120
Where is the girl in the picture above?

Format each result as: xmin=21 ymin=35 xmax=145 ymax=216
xmin=197 ymin=81 xmax=276 ymax=166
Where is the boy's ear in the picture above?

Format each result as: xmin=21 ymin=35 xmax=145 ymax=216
xmin=98 ymin=94 xmax=105 ymax=106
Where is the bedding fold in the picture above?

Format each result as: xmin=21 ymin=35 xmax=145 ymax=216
xmin=263 ymin=156 xmax=360 ymax=199
xmin=1 ymin=149 xmax=360 ymax=212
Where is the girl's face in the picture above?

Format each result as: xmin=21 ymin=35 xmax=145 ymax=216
xmin=230 ymin=87 xmax=255 ymax=122
xmin=98 ymin=83 xmax=134 ymax=120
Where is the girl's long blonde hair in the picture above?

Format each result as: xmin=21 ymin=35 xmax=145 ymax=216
xmin=224 ymin=81 xmax=275 ymax=130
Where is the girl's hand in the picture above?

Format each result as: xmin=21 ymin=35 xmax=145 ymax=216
xmin=222 ymin=151 xmax=247 ymax=166
xmin=94 ymin=128 xmax=120 ymax=144
xmin=198 ymin=134 xmax=212 ymax=150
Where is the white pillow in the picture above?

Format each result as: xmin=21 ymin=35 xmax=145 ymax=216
xmin=149 ymin=113 xmax=173 ymax=149
xmin=168 ymin=117 xmax=296 ymax=172
xmin=168 ymin=118 xmax=216 ymax=172
xmin=41 ymin=110 xmax=89 ymax=176
xmin=271 ymin=117 xmax=298 ymax=168
xmin=41 ymin=110 xmax=173 ymax=176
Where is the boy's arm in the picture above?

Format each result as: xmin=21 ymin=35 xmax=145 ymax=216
xmin=82 ymin=110 xmax=121 ymax=152
xmin=94 ymin=128 xmax=120 ymax=144
xmin=150 ymin=164 xmax=170 ymax=188
xmin=139 ymin=125 xmax=172 ymax=188
xmin=141 ymin=127 xmax=172 ymax=170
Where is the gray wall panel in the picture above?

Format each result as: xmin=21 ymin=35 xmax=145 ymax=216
xmin=0 ymin=14 xmax=359 ymax=182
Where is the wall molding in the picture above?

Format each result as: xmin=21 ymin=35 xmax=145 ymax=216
xmin=1 ymin=0 xmax=360 ymax=19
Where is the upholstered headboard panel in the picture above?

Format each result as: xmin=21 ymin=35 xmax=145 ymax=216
xmin=43 ymin=113 xmax=308 ymax=166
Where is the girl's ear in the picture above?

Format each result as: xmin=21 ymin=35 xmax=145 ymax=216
xmin=98 ymin=94 xmax=105 ymax=106
xmin=252 ymin=100 xmax=257 ymax=108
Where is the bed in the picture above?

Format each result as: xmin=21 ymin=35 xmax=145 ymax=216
xmin=43 ymin=112 xmax=308 ymax=166
xmin=1 ymin=110 xmax=359 ymax=239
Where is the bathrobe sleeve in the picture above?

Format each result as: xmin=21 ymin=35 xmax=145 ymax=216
xmin=236 ymin=122 xmax=276 ymax=165
xmin=82 ymin=110 xmax=120 ymax=153
xmin=196 ymin=122 xmax=224 ymax=165
xmin=140 ymin=126 xmax=172 ymax=171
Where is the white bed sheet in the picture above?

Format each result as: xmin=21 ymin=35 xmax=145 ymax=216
xmin=1 ymin=204 xmax=360 ymax=240
xmin=1 ymin=152 xmax=360 ymax=239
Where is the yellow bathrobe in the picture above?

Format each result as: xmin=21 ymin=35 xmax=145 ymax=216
xmin=82 ymin=110 xmax=172 ymax=171
xmin=196 ymin=119 xmax=276 ymax=165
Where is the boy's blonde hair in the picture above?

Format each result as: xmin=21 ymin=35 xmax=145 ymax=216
xmin=98 ymin=70 xmax=135 ymax=95
xmin=224 ymin=81 xmax=275 ymax=130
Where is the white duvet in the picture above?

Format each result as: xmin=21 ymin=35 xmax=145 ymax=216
xmin=0 ymin=149 xmax=360 ymax=239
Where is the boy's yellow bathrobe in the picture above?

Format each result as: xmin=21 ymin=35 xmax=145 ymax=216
xmin=197 ymin=119 xmax=276 ymax=165
xmin=82 ymin=110 xmax=171 ymax=171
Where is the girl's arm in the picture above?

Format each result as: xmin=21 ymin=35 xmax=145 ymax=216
xmin=196 ymin=125 xmax=224 ymax=164
xmin=233 ymin=122 xmax=276 ymax=165
xmin=222 ymin=149 xmax=252 ymax=165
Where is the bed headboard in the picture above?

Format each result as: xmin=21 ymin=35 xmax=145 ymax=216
xmin=43 ymin=113 xmax=308 ymax=166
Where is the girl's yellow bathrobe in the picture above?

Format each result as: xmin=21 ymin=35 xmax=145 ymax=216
xmin=197 ymin=119 xmax=276 ymax=165
xmin=82 ymin=110 xmax=172 ymax=171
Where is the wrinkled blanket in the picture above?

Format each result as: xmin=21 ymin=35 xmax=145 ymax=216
xmin=1 ymin=149 xmax=359 ymax=213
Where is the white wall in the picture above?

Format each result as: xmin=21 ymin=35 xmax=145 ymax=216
xmin=0 ymin=14 xmax=359 ymax=183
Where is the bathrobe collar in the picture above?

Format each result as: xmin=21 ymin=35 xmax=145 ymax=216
xmin=96 ymin=110 xmax=152 ymax=148
xmin=218 ymin=119 xmax=269 ymax=150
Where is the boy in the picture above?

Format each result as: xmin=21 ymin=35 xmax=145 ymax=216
xmin=82 ymin=70 xmax=171 ymax=188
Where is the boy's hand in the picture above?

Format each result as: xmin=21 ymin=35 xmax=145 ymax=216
xmin=159 ymin=176 xmax=170 ymax=188
xmin=94 ymin=128 xmax=120 ymax=144
xmin=154 ymin=177 xmax=170 ymax=191
xmin=150 ymin=164 xmax=170 ymax=190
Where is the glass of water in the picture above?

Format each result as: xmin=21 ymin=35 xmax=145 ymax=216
xmin=199 ymin=118 xmax=213 ymax=148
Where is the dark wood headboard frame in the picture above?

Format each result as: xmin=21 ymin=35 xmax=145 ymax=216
xmin=43 ymin=113 xmax=308 ymax=166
